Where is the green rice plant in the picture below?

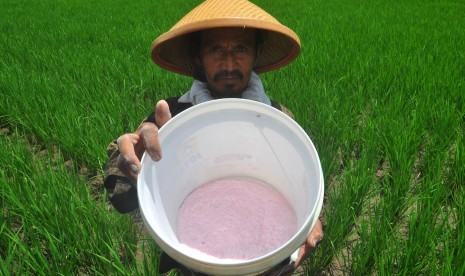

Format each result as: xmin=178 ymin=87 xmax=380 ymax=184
xmin=1 ymin=0 xmax=464 ymax=274
xmin=0 ymin=129 xmax=160 ymax=274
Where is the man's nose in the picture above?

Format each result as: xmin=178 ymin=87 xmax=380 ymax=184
xmin=222 ymin=51 xmax=235 ymax=71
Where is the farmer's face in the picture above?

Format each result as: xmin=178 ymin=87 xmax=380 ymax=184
xmin=198 ymin=28 xmax=258 ymax=98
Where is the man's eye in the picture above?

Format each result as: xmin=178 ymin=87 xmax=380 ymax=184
xmin=236 ymin=46 xmax=247 ymax=52
xmin=211 ymin=46 xmax=222 ymax=52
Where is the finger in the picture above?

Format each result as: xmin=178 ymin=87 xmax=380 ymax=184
xmin=116 ymin=133 xmax=142 ymax=178
xmin=309 ymin=220 xmax=324 ymax=247
xmin=293 ymin=243 xmax=308 ymax=268
xmin=155 ymin=100 xmax=172 ymax=127
xmin=139 ymin=122 xmax=162 ymax=161
xmin=293 ymin=220 xmax=325 ymax=268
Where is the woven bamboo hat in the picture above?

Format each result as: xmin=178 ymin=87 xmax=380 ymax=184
xmin=151 ymin=0 xmax=301 ymax=76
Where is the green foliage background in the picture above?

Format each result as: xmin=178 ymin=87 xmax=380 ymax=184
xmin=1 ymin=0 xmax=464 ymax=274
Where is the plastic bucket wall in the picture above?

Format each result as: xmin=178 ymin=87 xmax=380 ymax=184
xmin=138 ymin=99 xmax=324 ymax=275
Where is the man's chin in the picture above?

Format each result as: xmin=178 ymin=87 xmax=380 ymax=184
xmin=210 ymin=87 xmax=244 ymax=99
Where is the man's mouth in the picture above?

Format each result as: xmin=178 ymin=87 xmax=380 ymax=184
xmin=219 ymin=75 xmax=238 ymax=80
xmin=214 ymin=70 xmax=243 ymax=82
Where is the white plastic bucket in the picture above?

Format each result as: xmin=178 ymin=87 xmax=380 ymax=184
xmin=138 ymin=99 xmax=324 ymax=275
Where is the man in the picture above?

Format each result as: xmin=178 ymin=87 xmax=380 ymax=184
xmin=104 ymin=0 xmax=324 ymax=275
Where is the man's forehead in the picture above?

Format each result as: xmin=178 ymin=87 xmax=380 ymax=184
xmin=200 ymin=27 xmax=256 ymax=44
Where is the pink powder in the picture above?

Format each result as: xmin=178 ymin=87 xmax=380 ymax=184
xmin=176 ymin=178 xmax=297 ymax=260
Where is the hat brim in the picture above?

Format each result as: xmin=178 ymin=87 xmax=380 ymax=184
xmin=151 ymin=18 xmax=301 ymax=76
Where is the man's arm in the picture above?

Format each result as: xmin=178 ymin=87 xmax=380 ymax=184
xmin=103 ymin=100 xmax=172 ymax=213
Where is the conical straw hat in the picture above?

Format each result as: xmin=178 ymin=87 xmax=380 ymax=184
xmin=151 ymin=0 xmax=301 ymax=76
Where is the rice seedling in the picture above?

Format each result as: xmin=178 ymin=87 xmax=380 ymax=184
xmin=1 ymin=0 xmax=463 ymax=274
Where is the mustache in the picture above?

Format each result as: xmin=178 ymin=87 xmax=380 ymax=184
xmin=213 ymin=70 xmax=244 ymax=81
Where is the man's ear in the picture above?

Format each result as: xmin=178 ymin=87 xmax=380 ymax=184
xmin=254 ymin=44 xmax=263 ymax=67
xmin=188 ymin=56 xmax=203 ymax=73
xmin=194 ymin=56 xmax=205 ymax=74
xmin=194 ymin=56 xmax=202 ymax=67
xmin=190 ymin=56 xmax=207 ymax=82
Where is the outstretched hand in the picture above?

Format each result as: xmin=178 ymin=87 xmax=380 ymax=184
xmin=116 ymin=100 xmax=172 ymax=180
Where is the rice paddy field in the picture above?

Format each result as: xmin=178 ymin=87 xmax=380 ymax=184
xmin=1 ymin=0 xmax=464 ymax=274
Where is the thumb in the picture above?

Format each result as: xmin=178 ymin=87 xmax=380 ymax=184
xmin=155 ymin=100 xmax=172 ymax=127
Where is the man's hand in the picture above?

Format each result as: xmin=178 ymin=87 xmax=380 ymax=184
xmin=116 ymin=100 xmax=172 ymax=180
xmin=293 ymin=219 xmax=324 ymax=268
